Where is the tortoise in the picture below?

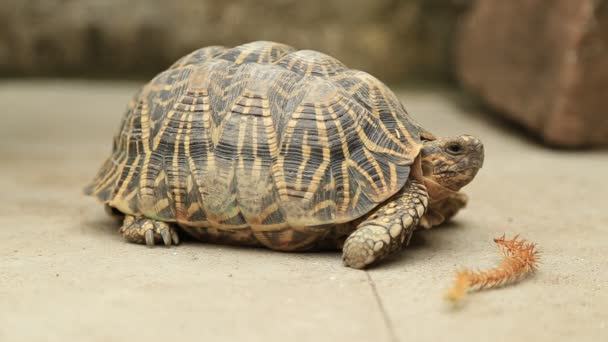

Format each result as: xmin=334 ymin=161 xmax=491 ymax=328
xmin=85 ymin=41 xmax=484 ymax=269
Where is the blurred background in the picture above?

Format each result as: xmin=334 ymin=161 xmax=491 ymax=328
xmin=2 ymin=0 xmax=606 ymax=147
xmin=0 ymin=0 xmax=464 ymax=81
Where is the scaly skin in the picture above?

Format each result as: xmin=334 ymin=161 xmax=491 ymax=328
xmin=342 ymin=180 xmax=428 ymax=269
xmin=418 ymin=135 xmax=484 ymax=228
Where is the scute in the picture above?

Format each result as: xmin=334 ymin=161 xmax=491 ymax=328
xmin=217 ymin=41 xmax=295 ymax=65
xmin=276 ymin=50 xmax=347 ymax=76
xmin=86 ymin=41 xmax=424 ymax=236
xmin=169 ymin=46 xmax=227 ymax=69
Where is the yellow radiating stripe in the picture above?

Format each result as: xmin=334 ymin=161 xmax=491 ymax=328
xmin=257 ymin=202 xmax=280 ymax=223
xmin=262 ymin=97 xmax=286 ymax=216
xmin=94 ymin=111 xmax=134 ymax=193
xmin=251 ymin=110 xmax=262 ymax=180
xmin=305 ymin=58 xmax=313 ymax=75
xmin=344 ymin=102 xmax=404 ymax=158
xmin=100 ymin=107 xmax=139 ymax=196
xmin=312 ymin=200 xmax=336 ymax=214
xmin=347 ymin=159 xmax=381 ymax=194
xmin=294 ymin=131 xmax=310 ymax=192
xmin=345 ymin=77 xmax=365 ymax=95
xmin=326 ymin=103 xmax=352 ymax=215
xmin=275 ymin=103 xmax=301 ymax=201
xmin=208 ymin=78 xmax=224 ymax=99
xmin=187 ymin=202 xmax=200 ymax=217
xmin=389 ymin=162 xmax=398 ymax=190
xmin=123 ymin=188 xmax=138 ymax=202
xmin=114 ymin=155 xmax=141 ymax=199
xmin=138 ymin=100 xmax=154 ymax=206
xmin=272 ymin=80 xmax=291 ymax=98
xmin=222 ymin=79 xmax=242 ymax=94
xmin=212 ymin=85 xmax=241 ymax=146
xmin=333 ymin=100 xmax=357 ymax=160
xmin=184 ymin=91 xmax=212 ymax=222
xmin=362 ymin=147 xmax=388 ymax=190
xmin=236 ymin=97 xmax=250 ymax=156
xmin=340 ymin=161 xmax=350 ymax=215
xmin=286 ymin=55 xmax=299 ymax=69
xmin=323 ymin=172 xmax=336 ymax=191
xmin=140 ymin=101 xmax=151 ymax=153
xmin=92 ymin=155 xmax=122 ymax=195
xmin=201 ymin=92 xmax=216 ymax=172
xmin=367 ymin=87 xmax=412 ymax=150
xmin=339 ymin=73 xmax=414 ymax=154
xmin=173 ymin=114 xmax=186 ymax=221
xmin=375 ymin=84 xmax=418 ymax=148
xmin=186 ymin=174 xmax=193 ymax=193
xmin=235 ymin=97 xmax=250 ymax=211
xmin=234 ymin=48 xmax=249 ymax=64
xmin=152 ymin=111 xmax=175 ymax=150
xmin=304 ymin=105 xmax=330 ymax=201
xmin=154 ymin=170 xmax=165 ymax=187
xmin=155 ymin=198 xmax=170 ymax=212
xmin=256 ymin=45 xmax=270 ymax=64
xmin=351 ymin=186 xmax=362 ymax=211
xmin=214 ymin=99 xmax=243 ymax=223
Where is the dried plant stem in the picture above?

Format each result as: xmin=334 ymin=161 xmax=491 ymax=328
xmin=445 ymin=235 xmax=540 ymax=302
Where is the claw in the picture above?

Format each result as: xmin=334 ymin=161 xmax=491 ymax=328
xmin=171 ymin=231 xmax=180 ymax=245
xmin=144 ymin=229 xmax=155 ymax=246
xmin=161 ymin=229 xmax=172 ymax=246
xmin=120 ymin=216 xmax=180 ymax=247
xmin=404 ymin=229 xmax=414 ymax=246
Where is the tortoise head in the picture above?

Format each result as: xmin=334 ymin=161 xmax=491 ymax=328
xmin=420 ymin=135 xmax=484 ymax=192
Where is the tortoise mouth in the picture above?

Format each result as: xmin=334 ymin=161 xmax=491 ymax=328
xmin=434 ymin=167 xmax=480 ymax=191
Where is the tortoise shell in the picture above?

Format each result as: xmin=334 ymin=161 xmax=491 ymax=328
xmin=85 ymin=41 xmax=426 ymax=249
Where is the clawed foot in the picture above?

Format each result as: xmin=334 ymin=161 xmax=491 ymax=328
xmin=120 ymin=216 xmax=180 ymax=246
xmin=342 ymin=180 xmax=427 ymax=269
xmin=342 ymin=223 xmax=392 ymax=269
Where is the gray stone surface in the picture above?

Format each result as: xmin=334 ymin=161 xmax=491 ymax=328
xmin=0 ymin=0 xmax=465 ymax=82
xmin=1 ymin=80 xmax=607 ymax=342
xmin=457 ymin=0 xmax=608 ymax=147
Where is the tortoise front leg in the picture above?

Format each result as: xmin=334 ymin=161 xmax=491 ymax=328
xmin=342 ymin=180 xmax=428 ymax=269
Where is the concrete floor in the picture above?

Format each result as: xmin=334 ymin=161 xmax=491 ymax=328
xmin=0 ymin=80 xmax=606 ymax=342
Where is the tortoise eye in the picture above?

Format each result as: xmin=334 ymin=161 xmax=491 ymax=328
xmin=446 ymin=143 xmax=463 ymax=155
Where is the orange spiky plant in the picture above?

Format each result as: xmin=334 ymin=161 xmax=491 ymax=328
xmin=445 ymin=235 xmax=540 ymax=302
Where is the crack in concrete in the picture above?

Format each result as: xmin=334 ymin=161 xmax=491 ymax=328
xmin=366 ymin=272 xmax=399 ymax=342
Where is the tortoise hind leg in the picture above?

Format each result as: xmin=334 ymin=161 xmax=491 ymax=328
xmin=342 ymin=180 xmax=428 ymax=269
xmin=120 ymin=215 xmax=180 ymax=246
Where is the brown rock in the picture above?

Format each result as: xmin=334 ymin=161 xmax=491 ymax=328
xmin=0 ymin=0 xmax=466 ymax=83
xmin=457 ymin=0 xmax=608 ymax=147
